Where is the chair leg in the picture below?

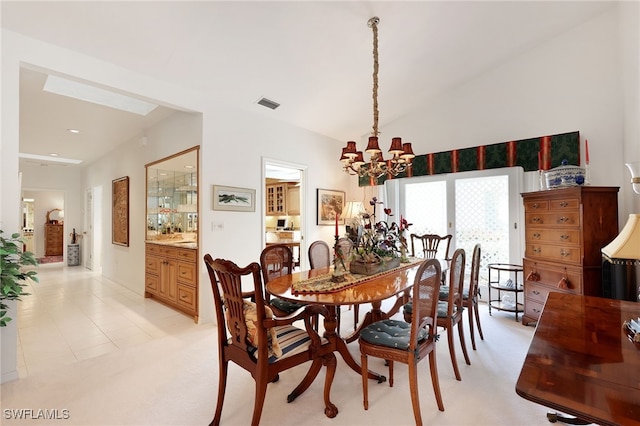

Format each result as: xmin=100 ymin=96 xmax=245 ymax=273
xmin=211 ymin=359 xmax=228 ymax=426
xmin=322 ymin=353 xmax=338 ymax=418
xmin=467 ymin=302 xmax=477 ymax=350
xmin=408 ymin=361 xmax=423 ymax=426
xmin=361 ymin=353 xmax=369 ymax=410
xmin=388 ymin=360 xmax=395 ymax=387
xmin=428 ymin=350 xmax=445 ymax=411
xmin=474 ymin=300 xmax=485 ymax=341
xmin=251 ymin=375 xmax=269 ymax=426
xmin=457 ymin=319 xmax=471 ymax=366
xmin=446 ymin=325 xmax=461 ymax=381
xmin=353 ymin=304 xmax=359 ymax=331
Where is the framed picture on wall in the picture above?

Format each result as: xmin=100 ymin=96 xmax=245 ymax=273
xmin=212 ymin=185 xmax=256 ymax=212
xmin=316 ymin=188 xmax=345 ymax=225
xmin=112 ymin=176 xmax=129 ymax=246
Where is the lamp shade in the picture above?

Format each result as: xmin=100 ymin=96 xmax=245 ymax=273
xmin=602 ymin=214 xmax=640 ymax=260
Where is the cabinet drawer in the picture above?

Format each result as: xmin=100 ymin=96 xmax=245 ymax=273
xmin=525 ymin=243 xmax=581 ymax=264
xmin=523 ymin=259 xmax=583 ymax=294
xmin=177 ymin=261 xmax=197 ymax=286
xmin=549 ymin=198 xmax=580 ymax=210
xmin=524 ymin=298 xmax=545 ymax=321
xmin=525 ymin=228 xmax=581 ymax=246
xmin=177 ymin=248 xmax=197 ymax=262
xmin=146 ymin=255 xmax=161 ymax=274
xmin=145 ymin=273 xmax=159 ymax=294
xmin=525 ymin=211 xmax=580 ymax=228
xmin=524 ymin=200 xmax=549 ymax=212
xmin=177 ymin=285 xmax=196 ymax=311
xmin=524 ymin=282 xmax=551 ymax=303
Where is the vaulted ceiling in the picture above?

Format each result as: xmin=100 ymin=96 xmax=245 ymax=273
xmin=2 ymin=1 xmax=616 ymax=167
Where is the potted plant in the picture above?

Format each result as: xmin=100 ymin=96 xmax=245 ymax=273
xmin=0 ymin=230 xmax=38 ymax=327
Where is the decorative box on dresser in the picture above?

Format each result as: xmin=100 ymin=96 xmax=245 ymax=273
xmin=521 ymin=186 xmax=619 ymax=326
xmin=145 ymin=242 xmax=198 ymax=322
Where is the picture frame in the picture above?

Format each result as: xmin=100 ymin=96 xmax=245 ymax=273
xmin=213 ymin=185 xmax=256 ymax=212
xmin=112 ymin=176 xmax=129 ymax=246
xmin=316 ymin=188 xmax=345 ymax=225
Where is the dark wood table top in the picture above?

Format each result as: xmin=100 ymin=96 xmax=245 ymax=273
xmin=516 ymin=292 xmax=640 ymax=426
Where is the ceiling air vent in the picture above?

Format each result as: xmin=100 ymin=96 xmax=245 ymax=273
xmin=257 ymin=97 xmax=280 ymax=110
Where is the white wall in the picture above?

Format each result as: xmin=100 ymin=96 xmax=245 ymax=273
xmin=381 ymin=6 xmax=636 ymax=221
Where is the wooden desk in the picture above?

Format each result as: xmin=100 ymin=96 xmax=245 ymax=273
xmin=516 ymin=292 xmax=640 ymax=425
xmin=266 ymin=261 xmax=423 ymax=384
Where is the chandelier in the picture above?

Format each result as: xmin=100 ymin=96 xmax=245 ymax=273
xmin=339 ymin=16 xmax=415 ymax=179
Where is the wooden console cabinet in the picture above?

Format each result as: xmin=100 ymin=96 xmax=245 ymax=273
xmin=521 ymin=186 xmax=619 ymax=325
xmin=145 ymin=242 xmax=198 ymax=322
xmin=45 ymin=223 xmax=64 ymax=256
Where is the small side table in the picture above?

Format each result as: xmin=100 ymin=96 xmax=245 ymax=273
xmin=488 ymin=263 xmax=523 ymax=321
xmin=67 ymin=244 xmax=80 ymax=266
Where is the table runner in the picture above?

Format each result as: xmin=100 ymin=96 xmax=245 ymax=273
xmin=292 ymin=258 xmax=423 ymax=293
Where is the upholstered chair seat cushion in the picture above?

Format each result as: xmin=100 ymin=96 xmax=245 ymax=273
xmin=439 ymin=286 xmax=470 ymax=300
xmin=247 ymin=325 xmax=323 ymax=363
xmin=360 ymin=319 xmax=428 ymax=350
xmin=270 ymin=298 xmax=307 ymax=314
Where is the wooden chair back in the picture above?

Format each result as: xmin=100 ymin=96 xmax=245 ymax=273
xmin=260 ymin=244 xmax=294 ymax=284
xmin=410 ymin=233 xmax=452 ymax=260
xmin=308 ymin=240 xmax=331 ymax=269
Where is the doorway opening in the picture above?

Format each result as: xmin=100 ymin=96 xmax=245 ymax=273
xmin=263 ymin=159 xmax=306 ymax=269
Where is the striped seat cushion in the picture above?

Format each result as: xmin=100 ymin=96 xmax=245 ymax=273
xmin=360 ymin=319 xmax=427 ymax=350
xmin=248 ymin=325 xmax=325 ymax=363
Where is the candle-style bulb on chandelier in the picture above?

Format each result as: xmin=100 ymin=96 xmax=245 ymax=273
xmin=340 ymin=16 xmax=415 ymax=179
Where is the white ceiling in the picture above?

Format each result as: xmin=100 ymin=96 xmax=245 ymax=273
xmin=2 ymin=1 xmax=617 ymax=168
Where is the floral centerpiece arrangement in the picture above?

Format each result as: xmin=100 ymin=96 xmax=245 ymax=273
xmin=350 ymin=197 xmax=411 ymax=275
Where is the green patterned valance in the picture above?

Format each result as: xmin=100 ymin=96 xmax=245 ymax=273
xmin=358 ymin=131 xmax=581 ymax=187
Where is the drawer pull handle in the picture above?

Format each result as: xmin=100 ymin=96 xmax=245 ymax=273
xmin=560 ymin=249 xmax=570 ymax=257
xmin=558 ymin=216 xmax=570 ymax=223
xmin=532 ymin=290 xmax=540 ymax=295
xmin=532 ymin=247 xmax=541 ymax=254
xmin=560 ymin=234 xmax=569 ymax=240
xmin=531 ymin=217 xmax=542 ymax=223
xmin=533 ymin=232 xmax=541 ymax=239
xmin=181 ymin=294 xmax=188 ymax=299
xmin=531 ymin=203 xmax=540 ymax=209
xmin=560 ymin=202 xmax=569 ymax=207
xmin=533 ymin=308 xmax=541 ymax=314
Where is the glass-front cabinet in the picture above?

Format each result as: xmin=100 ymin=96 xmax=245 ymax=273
xmin=147 ymin=168 xmax=198 ymax=237
xmin=144 ymin=146 xmax=200 ymax=322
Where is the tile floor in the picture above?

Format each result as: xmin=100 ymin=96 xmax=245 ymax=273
xmin=3 ymin=262 xmax=553 ymax=425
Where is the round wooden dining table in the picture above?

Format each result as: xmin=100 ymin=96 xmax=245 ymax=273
xmin=265 ymin=260 xmax=426 ymax=382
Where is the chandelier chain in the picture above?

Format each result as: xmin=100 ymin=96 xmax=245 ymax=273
xmin=371 ymin=18 xmax=379 ymax=138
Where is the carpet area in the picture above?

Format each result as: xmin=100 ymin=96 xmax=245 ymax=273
xmin=36 ymin=255 xmax=63 ymax=264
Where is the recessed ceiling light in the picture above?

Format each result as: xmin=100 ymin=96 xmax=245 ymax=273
xmin=184 ymin=165 xmax=194 ymax=169
xmin=49 ymin=153 xmax=59 ymax=157
xmin=68 ymin=128 xmax=80 ymax=134
xmin=19 ymin=153 xmax=82 ymax=164
xmin=44 ymin=75 xmax=158 ymax=116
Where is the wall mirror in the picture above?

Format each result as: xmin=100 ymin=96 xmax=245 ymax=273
xmin=145 ymin=146 xmax=199 ymax=242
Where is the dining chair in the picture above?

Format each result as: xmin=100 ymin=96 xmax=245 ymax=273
xmin=439 ymin=243 xmax=484 ymax=350
xmin=404 ymin=248 xmax=469 ymax=380
xmin=308 ymin=240 xmax=331 ymax=269
xmin=410 ymin=233 xmax=452 ymax=284
xmin=359 ymin=259 xmax=445 ymax=425
xmin=260 ymin=244 xmax=307 ymax=317
xmin=203 ymin=254 xmax=338 ymax=425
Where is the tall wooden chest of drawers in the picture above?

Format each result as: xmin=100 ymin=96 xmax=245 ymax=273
xmin=45 ymin=223 xmax=64 ymax=256
xmin=521 ymin=186 xmax=619 ymax=325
